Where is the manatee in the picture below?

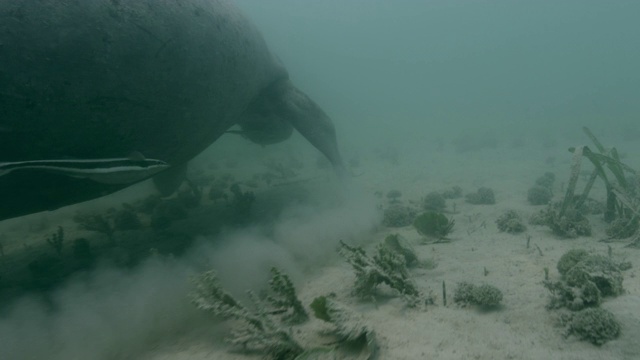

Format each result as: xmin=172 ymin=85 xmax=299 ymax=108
xmin=0 ymin=0 xmax=345 ymax=221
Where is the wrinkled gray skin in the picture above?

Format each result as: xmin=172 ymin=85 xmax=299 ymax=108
xmin=0 ymin=0 xmax=345 ymax=221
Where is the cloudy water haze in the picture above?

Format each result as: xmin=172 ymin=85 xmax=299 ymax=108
xmin=237 ymin=0 xmax=640 ymax=148
xmin=1 ymin=1 xmax=640 ymax=359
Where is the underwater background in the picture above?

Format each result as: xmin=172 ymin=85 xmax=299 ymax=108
xmin=1 ymin=1 xmax=640 ymax=359
xmin=237 ymin=0 xmax=640 ymax=148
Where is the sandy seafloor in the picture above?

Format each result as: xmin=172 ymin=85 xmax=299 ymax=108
xmin=1 ymin=130 xmax=640 ymax=360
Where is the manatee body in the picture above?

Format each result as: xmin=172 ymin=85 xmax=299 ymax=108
xmin=0 ymin=0 xmax=344 ymax=221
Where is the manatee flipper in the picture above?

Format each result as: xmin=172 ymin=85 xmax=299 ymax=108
xmin=236 ymin=83 xmax=295 ymax=146
xmin=153 ymin=163 xmax=187 ymax=196
xmin=240 ymin=79 xmax=346 ymax=177
xmin=279 ymin=80 xmax=347 ymax=177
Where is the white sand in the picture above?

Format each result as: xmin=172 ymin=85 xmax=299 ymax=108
xmin=2 ymin=134 xmax=640 ymax=360
xmin=140 ymin=136 xmax=640 ymax=360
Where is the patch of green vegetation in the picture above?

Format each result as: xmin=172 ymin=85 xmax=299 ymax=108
xmin=310 ymin=296 xmax=331 ymax=322
xmin=383 ymin=204 xmax=417 ymax=228
xmin=190 ymin=269 xmax=377 ymax=359
xmin=453 ymin=282 xmax=503 ymax=308
xmin=190 ymin=269 xmax=305 ymax=359
xmin=266 ymin=267 xmax=308 ymax=325
xmin=413 ymin=211 xmax=455 ymax=240
xmin=338 ymin=240 xmax=420 ymax=305
xmin=473 ymin=284 xmax=503 ymax=307
xmin=452 ymin=282 xmax=476 ymax=305
xmin=308 ymin=295 xmax=377 ymax=358
xmin=465 ymin=187 xmax=496 ymax=205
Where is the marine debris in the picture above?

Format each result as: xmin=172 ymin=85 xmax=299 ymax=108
xmin=552 ymin=127 xmax=640 ymax=241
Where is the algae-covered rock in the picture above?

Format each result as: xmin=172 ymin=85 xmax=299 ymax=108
xmin=565 ymin=255 xmax=624 ymax=297
xmin=453 ymin=282 xmax=476 ymax=305
xmin=383 ymin=205 xmax=417 ymax=228
xmin=495 ymin=210 xmax=527 ymax=234
xmin=546 ymin=208 xmax=592 ymax=238
xmin=527 ymin=185 xmax=553 ymax=205
xmin=557 ymin=249 xmax=589 ymax=276
xmin=471 ymin=284 xmax=503 ymax=307
xmin=566 ymin=307 xmax=620 ymax=346
xmin=453 ymin=282 xmax=503 ymax=308
xmin=546 ymin=250 xmax=626 ymax=311
xmin=544 ymin=279 xmax=602 ymax=311
xmin=605 ymin=216 xmax=639 ymax=239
